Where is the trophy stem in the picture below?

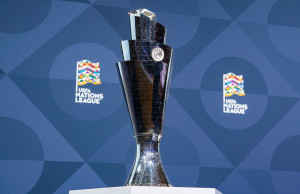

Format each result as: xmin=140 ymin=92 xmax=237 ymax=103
xmin=126 ymin=134 xmax=171 ymax=187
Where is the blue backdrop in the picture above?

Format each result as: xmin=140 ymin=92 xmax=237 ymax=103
xmin=1 ymin=0 xmax=300 ymax=193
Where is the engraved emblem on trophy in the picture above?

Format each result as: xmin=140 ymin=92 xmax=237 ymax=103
xmin=151 ymin=47 xmax=164 ymax=61
xmin=116 ymin=9 xmax=174 ymax=187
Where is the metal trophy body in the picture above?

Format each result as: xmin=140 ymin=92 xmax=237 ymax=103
xmin=116 ymin=9 xmax=173 ymax=187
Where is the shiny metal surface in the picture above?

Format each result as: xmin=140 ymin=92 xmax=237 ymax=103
xmin=116 ymin=9 xmax=173 ymax=187
xmin=129 ymin=16 xmax=166 ymax=44
xmin=121 ymin=40 xmax=172 ymax=62
xmin=117 ymin=61 xmax=172 ymax=138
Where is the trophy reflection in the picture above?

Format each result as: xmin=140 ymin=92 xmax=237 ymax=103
xmin=116 ymin=9 xmax=173 ymax=187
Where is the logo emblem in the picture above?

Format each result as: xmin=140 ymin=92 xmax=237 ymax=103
xmin=77 ymin=60 xmax=101 ymax=86
xmin=223 ymin=73 xmax=245 ymax=98
xmin=75 ymin=60 xmax=103 ymax=104
xmin=151 ymin=47 xmax=164 ymax=62
xmin=223 ymin=73 xmax=248 ymax=114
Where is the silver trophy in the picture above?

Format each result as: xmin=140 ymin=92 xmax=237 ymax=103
xmin=116 ymin=9 xmax=173 ymax=187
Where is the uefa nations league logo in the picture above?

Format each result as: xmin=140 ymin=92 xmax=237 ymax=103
xmin=223 ymin=72 xmax=248 ymax=114
xmin=75 ymin=60 xmax=104 ymax=104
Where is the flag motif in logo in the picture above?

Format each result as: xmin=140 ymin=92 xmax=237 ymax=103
xmin=77 ymin=60 xmax=101 ymax=86
xmin=224 ymin=73 xmax=245 ymax=97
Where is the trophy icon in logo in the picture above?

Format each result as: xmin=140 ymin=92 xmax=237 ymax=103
xmin=116 ymin=9 xmax=174 ymax=187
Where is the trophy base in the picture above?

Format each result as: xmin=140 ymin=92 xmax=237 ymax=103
xmin=127 ymin=183 xmax=172 ymax=187
xmin=125 ymin=138 xmax=170 ymax=187
xmin=69 ymin=186 xmax=222 ymax=194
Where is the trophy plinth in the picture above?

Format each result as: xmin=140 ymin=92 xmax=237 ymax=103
xmin=116 ymin=9 xmax=173 ymax=187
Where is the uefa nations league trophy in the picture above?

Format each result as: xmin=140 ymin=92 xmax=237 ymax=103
xmin=116 ymin=9 xmax=173 ymax=187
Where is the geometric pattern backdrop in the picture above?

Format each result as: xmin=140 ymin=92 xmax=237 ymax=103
xmin=1 ymin=0 xmax=300 ymax=193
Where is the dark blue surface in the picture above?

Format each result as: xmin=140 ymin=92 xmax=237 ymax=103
xmin=1 ymin=0 xmax=300 ymax=193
